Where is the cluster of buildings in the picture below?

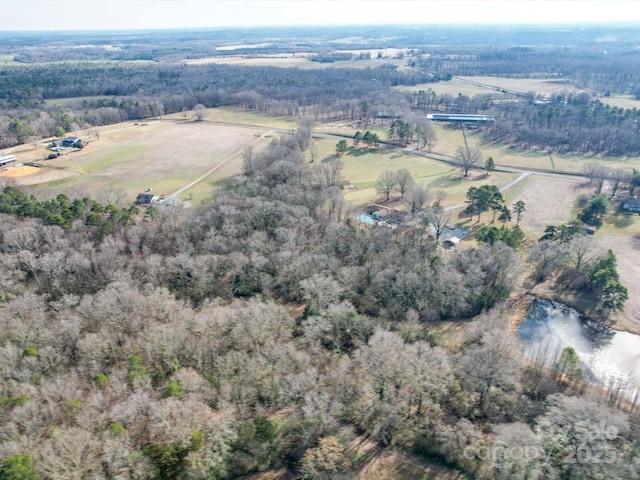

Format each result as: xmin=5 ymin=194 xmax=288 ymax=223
xmin=49 ymin=136 xmax=83 ymax=149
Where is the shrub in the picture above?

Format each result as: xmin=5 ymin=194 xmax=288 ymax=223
xmin=165 ymin=382 xmax=185 ymax=399
xmin=92 ymin=373 xmax=108 ymax=388
xmin=21 ymin=347 xmax=37 ymax=358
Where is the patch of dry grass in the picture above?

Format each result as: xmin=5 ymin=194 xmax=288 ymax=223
xmin=20 ymin=119 xmax=264 ymax=202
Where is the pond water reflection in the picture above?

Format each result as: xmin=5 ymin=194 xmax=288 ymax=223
xmin=517 ymin=299 xmax=640 ymax=397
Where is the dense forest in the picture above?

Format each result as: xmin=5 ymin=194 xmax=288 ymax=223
xmin=0 ymin=130 xmax=638 ymax=479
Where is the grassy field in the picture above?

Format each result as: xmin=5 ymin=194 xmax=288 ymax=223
xmin=45 ymin=95 xmax=117 ymax=107
xmin=11 ymin=118 xmax=268 ymax=203
xmin=431 ymin=124 xmax=640 ymax=173
xmin=599 ymin=95 xmax=640 ymax=110
xmin=164 ymin=107 xmax=301 ymax=131
xmin=184 ymin=55 xmax=381 ymax=70
xmin=394 ymin=78 xmax=497 ymax=97
xmin=4 ymin=108 xmax=325 ymax=203
xmin=460 ymin=76 xmax=588 ymax=96
xmin=505 ymin=175 xmax=584 ymax=236
xmin=0 ymin=54 xmax=20 ymax=66
xmin=596 ymin=232 xmax=640 ymax=334
xmin=311 ymin=137 xmax=519 ymax=207
xmin=394 ymin=75 xmax=589 ymax=98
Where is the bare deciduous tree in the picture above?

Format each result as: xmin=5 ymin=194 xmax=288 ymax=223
xmin=375 ymin=169 xmax=398 ymax=201
xmin=457 ymin=315 xmax=522 ymax=419
xmin=406 ymin=185 xmax=430 ymax=213
xmin=568 ymin=234 xmax=599 ymax=271
xmin=527 ymin=240 xmax=567 ymax=282
xmin=395 ymin=168 xmax=414 ymax=196
xmin=194 ymin=104 xmax=208 ymax=121
xmin=317 ymin=157 xmax=344 ymax=188
xmin=424 ymin=206 xmax=451 ymax=241
xmin=455 ymin=145 xmax=483 ymax=177
xmin=609 ymin=168 xmax=632 ymax=197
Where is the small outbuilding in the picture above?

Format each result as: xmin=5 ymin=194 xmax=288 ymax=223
xmin=584 ymin=224 xmax=598 ymax=236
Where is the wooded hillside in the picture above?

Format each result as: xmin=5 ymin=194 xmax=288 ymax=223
xmin=0 ymin=131 xmax=638 ymax=479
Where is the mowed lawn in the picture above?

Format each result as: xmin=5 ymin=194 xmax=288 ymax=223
xmin=311 ymin=138 xmax=519 ymax=207
xmin=503 ymin=175 xmax=584 ymax=237
xmin=164 ymin=107 xmax=300 ymax=131
xmin=22 ymin=119 xmax=266 ymax=201
xmin=596 ymin=233 xmax=640 ymax=335
xmin=431 ymin=124 xmax=640 ymax=174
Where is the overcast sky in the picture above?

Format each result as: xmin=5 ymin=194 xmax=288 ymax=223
xmin=1 ymin=0 xmax=638 ymax=31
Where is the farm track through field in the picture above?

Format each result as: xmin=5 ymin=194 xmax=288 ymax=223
xmin=168 ymin=129 xmax=274 ymax=199
xmin=399 ymin=146 xmax=586 ymax=212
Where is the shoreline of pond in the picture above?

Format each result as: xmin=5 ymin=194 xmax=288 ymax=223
xmin=508 ymin=292 xmax=630 ymax=335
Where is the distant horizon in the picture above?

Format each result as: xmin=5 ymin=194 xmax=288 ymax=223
xmin=1 ymin=1 xmax=638 ymax=32
xmin=2 ymin=21 xmax=640 ymax=35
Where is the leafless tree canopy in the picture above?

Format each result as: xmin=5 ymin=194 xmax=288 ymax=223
xmin=194 ymin=103 xmax=208 ymax=121
xmin=455 ymin=145 xmax=483 ymax=177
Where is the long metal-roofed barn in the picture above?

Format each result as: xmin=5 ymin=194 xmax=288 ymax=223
xmin=427 ymin=113 xmax=494 ymax=123
xmin=0 ymin=155 xmax=17 ymax=167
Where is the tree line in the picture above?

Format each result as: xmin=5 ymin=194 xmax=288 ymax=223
xmin=0 ymin=62 xmax=433 ymax=148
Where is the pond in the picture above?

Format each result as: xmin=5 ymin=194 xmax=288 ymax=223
xmin=517 ymin=299 xmax=640 ymax=397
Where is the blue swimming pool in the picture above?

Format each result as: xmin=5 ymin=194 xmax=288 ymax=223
xmin=358 ymin=214 xmax=376 ymax=224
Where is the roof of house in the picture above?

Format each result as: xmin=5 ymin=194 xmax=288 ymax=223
xmin=136 ymin=193 xmax=159 ymax=204
xmin=365 ymin=204 xmax=403 ymax=215
xmin=427 ymin=113 xmax=495 ymax=122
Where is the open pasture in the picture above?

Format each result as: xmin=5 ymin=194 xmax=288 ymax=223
xmin=16 ymin=118 xmax=266 ymax=202
xmin=0 ymin=54 xmax=21 ymax=66
xmin=162 ymin=107 xmax=299 ymax=131
xmin=596 ymin=233 xmax=640 ymax=335
xmin=185 ymin=55 xmax=311 ymax=67
xmin=432 ymin=124 xmax=640 ymax=174
xmin=393 ymin=78 xmax=497 ymax=97
xmin=504 ymin=175 xmax=583 ymax=236
xmin=45 ymin=95 xmax=117 ymax=107
xmin=598 ymin=95 xmax=640 ymax=110
xmin=458 ymin=76 xmax=589 ymax=97
xmin=184 ymin=55 xmax=380 ymax=70
xmin=312 ymin=137 xmax=519 ymax=207
xmin=395 ymin=75 xmax=589 ymax=98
